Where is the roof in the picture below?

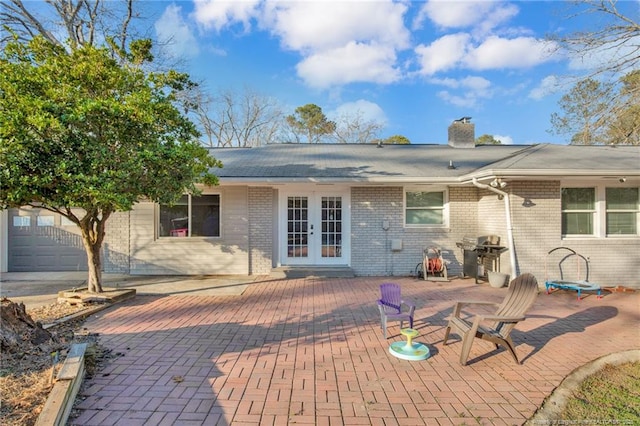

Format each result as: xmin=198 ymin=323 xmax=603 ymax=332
xmin=208 ymin=143 xmax=640 ymax=184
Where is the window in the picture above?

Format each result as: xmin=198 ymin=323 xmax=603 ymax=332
xmin=561 ymin=188 xmax=595 ymax=235
xmin=61 ymin=216 xmax=76 ymax=226
xmin=37 ymin=216 xmax=55 ymax=226
xmin=561 ymin=185 xmax=639 ymax=237
xmin=13 ymin=216 xmax=30 ymax=227
xmin=606 ymin=188 xmax=638 ymax=235
xmin=159 ymin=194 xmax=220 ymax=238
xmin=405 ymin=189 xmax=447 ymax=227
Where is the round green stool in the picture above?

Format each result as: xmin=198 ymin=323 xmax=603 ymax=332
xmin=389 ymin=328 xmax=430 ymax=361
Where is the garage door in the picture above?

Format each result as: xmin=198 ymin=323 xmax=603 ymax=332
xmin=8 ymin=208 xmax=88 ymax=272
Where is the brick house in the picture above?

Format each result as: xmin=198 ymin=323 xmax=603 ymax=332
xmin=3 ymin=120 xmax=639 ymax=287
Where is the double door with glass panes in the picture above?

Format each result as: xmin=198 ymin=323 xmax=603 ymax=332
xmin=283 ymin=193 xmax=347 ymax=265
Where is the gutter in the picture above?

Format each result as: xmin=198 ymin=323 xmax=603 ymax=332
xmin=471 ymin=178 xmax=518 ymax=277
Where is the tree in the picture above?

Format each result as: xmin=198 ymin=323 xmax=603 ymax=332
xmin=333 ymin=110 xmax=384 ymax=144
xmin=0 ymin=37 xmax=221 ymax=293
xmin=286 ymin=104 xmax=336 ymax=144
xmin=548 ymin=1 xmax=640 ymax=145
xmin=0 ymin=0 xmax=136 ymax=52
xmin=191 ymin=86 xmax=285 ymax=147
xmin=549 ymin=76 xmax=640 ymax=145
xmin=374 ymin=135 xmax=411 ymax=145
xmin=475 ymin=134 xmax=502 ymax=145
xmin=605 ymin=71 xmax=640 ymax=145
xmin=551 ymin=0 xmax=639 ymax=78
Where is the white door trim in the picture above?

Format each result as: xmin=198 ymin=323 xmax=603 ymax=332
xmin=278 ymin=187 xmax=350 ymax=266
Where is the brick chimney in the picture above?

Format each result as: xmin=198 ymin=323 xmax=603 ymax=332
xmin=448 ymin=117 xmax=475 ymax=148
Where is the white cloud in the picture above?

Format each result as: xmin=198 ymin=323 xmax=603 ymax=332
xmin=192 ymin=1 xmax=411 ymax=89
xmin=431 ymin=75 xmax=491 ymax=91
xmin=415 ymin=33 xmax=470 ymax=75
xmin=262 ymin=1 xmax=410 ymax=52
xmin=529 ymin=75 xmax=559 ymax=100
xmin=332 ymin=100 xmax=388 ymax=124
xmin=494 ymin=134 xmax=514 ymax=145
xmin=155 ymin=4 xmax=200 ymax=58
xmin=192 ymin=0 xmax=260 ymax=32
xmin=189 ymin=0 xmax=558 ymax=92
xmin=461 ymin=76 xmax=491 ymax=91
xmin=431 ymin=75 xmax=493 ymax=108
xmin=266 ymin=1 xmax=409 ymax=88
xmin=415 ymin=0 xmax=518 ymax=36
xmin=465 ymin=36 xmax=557 ymax=70
xmin=473 ymin=3 xmax=520 ymax=38
xmin=437 ymin=90 xmax=477 ymax=108
xmin=416 ymin=34 xmax=557 ymax=76
xmin=413 ymin=1 xmax=557 ymax=78
xmin=416 ymin=1 xmax=495 ymax=29
xmin=415 ymin=33 xmax=555 ymax=75
xmin=296 ymin=42 xmax=401 ymax=89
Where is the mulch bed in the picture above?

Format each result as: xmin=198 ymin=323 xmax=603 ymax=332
xmin=0 ymin=299 xmax=109 ymax=426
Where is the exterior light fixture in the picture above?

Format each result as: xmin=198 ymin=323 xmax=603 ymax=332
xmin=490 ymin=178 xmax=507 ymax=188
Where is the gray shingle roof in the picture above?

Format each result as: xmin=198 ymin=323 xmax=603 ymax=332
xmin=208 ymin=143 xmax=640 ymax=183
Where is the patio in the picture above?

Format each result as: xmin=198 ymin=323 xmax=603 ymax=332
xmin=70 ymin=276 xmax=639 ymax=425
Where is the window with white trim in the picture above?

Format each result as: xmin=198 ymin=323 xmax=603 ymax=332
xmin=561 ymin=187 xmax=595 ymax=235
xmin=606 ymin=187 xmax=638 ymax=235
xmin=561 ymin=185 xmax=639 ymax=237
xmin=159 ymin=194 xmax=220 ymax=237
xmin=405 ymin=188 xmax=448 ymax=227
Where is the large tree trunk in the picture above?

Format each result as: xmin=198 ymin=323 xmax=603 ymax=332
xmin=79 ymin=210 xmax=111 ymax=293
xmin=83 ymin=237 xmax=103 ymax=293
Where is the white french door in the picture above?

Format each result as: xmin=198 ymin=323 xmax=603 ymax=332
xmin=280 ymin=190 xmax=349 ymax=266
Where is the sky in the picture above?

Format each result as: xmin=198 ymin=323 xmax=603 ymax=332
xmin=143 ymin=1 xmax=635 ymax=145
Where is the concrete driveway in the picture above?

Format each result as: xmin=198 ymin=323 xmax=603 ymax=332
xmin=0 ymin=272 xmax=259 ymax=309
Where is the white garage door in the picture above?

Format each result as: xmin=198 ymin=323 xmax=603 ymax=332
xmin=8 ymin=208 xmax=88 ymax=272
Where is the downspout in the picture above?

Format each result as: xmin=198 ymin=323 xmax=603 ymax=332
xmin=471 ymin=178 xmax=518 ymax=277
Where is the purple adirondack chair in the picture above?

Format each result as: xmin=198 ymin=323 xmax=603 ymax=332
xmin=377 ymin=283 xmax=416 ymax=339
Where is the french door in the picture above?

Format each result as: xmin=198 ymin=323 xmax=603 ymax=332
xmin=281 ymin=191 xmax=349 ymax=266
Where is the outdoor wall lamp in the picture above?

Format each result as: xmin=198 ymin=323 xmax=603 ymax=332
xmin=490 ymin=178 xmax=507 ymax=189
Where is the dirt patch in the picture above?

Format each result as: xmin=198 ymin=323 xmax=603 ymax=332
xmin=0 ymin=298 xmax=109 ymax=426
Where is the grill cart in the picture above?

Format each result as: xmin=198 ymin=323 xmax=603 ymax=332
xmin=456 ymin=235 xmax=508 ymax=284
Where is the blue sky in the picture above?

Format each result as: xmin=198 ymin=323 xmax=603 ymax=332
xmin=146 ymin=0 xmax=635 ymax=145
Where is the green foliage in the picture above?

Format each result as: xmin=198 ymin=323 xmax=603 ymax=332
xmin=550 ymin=71 xmax=639 ymax=145
xmin=0 ymin=36 xmax=221 ymax=291
xmin=0 ymin=36 xmax=220 ymax=212
xmin=286 ymin=103 xmax=336 ymax=143
xmin=606 ymin=70 xmax=640 ymax=145
xmin=550 ymin=78 xmax=611 ymax=145
xmin=380 ymin=135 xmax=411 ymax=145
xmin=475 ymin=134 xmax=501 ymax=145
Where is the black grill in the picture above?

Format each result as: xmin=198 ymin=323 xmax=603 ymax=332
xmin=456 ymin=236 xmax=508 ymax=282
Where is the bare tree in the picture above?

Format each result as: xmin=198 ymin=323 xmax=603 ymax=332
xmin=333 ymin=110 xmax=384 ymax=144
xmin=552 ymin=0 xmax=639 ymax=77
xmin=548 ymin=1 xmax=640 ymax=144
xmin=192 ymin=87 xmax=285 ymax=147
xmin=0 ymin=0 xmax=137 ymax=52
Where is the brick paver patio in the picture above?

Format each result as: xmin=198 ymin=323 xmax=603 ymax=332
xmin=70 ymin=276 xmax=639 ymax=425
